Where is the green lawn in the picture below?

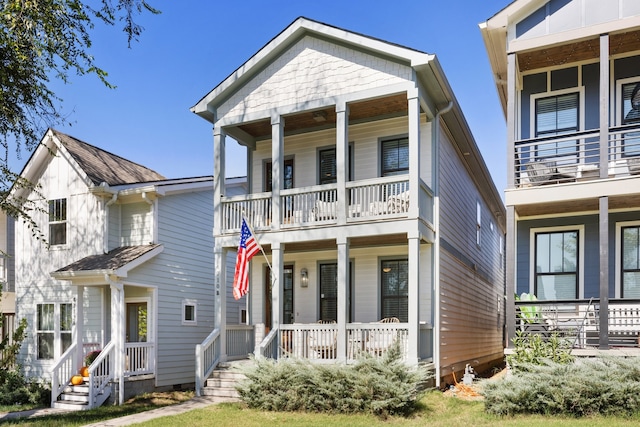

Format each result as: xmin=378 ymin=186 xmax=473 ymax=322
xmin=3 ymin=391 xmax=640 ymax=426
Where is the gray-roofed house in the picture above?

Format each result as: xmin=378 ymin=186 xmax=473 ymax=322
xmin=10 ymin=128 xmax=246 ymax=410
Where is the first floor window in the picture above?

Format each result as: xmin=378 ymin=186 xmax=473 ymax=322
xmin=381 ymin=259 xmax=408 ymax=322
xmin=622 ymin=226 xmax=640 ymax=298
xmin=319 ymin=262 xmax=352 ymax=322
xmin=534 ymin=230 xmax=578 ymax=299
xmin=37 ymin=303 xmax=72 ymax=359
xmin=182 ymin=299 xmax=197 ymax=325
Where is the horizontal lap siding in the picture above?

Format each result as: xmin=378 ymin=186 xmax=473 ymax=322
xmin=437 ymin=129 xmax=504 ymax=375
xmin=128 ymin=190 xmax=216 ymax=387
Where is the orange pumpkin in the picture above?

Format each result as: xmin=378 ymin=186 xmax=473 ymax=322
xmin=79 ymin=366 xmax=89 ymax=377
xmin=70 ymin=375 xmax=84 ymax=385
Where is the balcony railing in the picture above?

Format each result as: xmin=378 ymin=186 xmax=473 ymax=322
xmin=513 ymin=299 xmax=640 ymax=350
xmin=513 ymin=125 xmax=640 ymax=187
xmin=220 ymin=176 xmax=432 ymax=234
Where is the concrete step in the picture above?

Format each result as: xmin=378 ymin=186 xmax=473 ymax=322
xmin=205 ymin=377 xmax=241 ymax=388
xmin=58 ymin=391 xmax=90 ymax=403
xmin=202 ymin=387 xmax=240 ymax=399
xmin=52 ymin=400 xmax=90 ymax=411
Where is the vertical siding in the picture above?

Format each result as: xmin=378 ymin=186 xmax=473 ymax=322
xmin=108 ymin=204 xmax=120 ymax=250
xmin=437 ymin=128 xmax=505 ymax=374
xmin=128 ymin=189 xmax=216 ymax=387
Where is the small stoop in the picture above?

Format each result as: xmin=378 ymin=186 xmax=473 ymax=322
xmin=52 ymin=378 xmax=110 ymax=410
xmin=202 ymin=362 xmax=247 ymax=402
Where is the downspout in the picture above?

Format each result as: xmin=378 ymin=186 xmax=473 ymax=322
xmin=105 ymin=274 xmax=125 ymax=406
xmin=432 ymin=101 xmax=453 ymax=388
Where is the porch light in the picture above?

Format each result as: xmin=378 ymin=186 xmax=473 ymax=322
xmin=312 ymin=110 xmax=327 ymax=122
xmin=300 ymin=268 xmax=309 ymax=287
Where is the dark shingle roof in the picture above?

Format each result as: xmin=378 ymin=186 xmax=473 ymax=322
xmin=55 ymin=245 xmax=161 ymax=273
xmin=53 ymin=130 xmax=166 ymax=185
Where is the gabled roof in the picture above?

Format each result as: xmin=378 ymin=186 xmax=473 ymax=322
xmin=191 ymin=16 xmax=433 ymax=123
xmin=52 ymin=245 xmax=163 ymax=280
xmin=53 ymin=130 xmax=165 ymax=186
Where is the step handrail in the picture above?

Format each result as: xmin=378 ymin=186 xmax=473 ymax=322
xmin=50 ymin=342 xmax=78 ymax=407
xmin=195 ymin=328 xmax=221 ymax=396
xmin=88 ymin=341 xmax=115 ymax=408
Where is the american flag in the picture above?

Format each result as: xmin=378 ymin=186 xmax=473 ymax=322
xmin=232 ymin=218 xmax=261 ymax=300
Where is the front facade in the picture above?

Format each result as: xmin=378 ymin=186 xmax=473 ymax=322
xmin=482 ymin=0 xmax=640 ymax=351
xmin=192 ymin=17 xmax=505 ymax=387
xmin=12 ymin=129 xmax=243 ymax=409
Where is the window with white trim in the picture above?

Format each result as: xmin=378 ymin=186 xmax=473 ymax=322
xmin=381 ymin=137 xmax=408 ymax=176
xmin=182 ymin=299 xmax=197 ymax=325
xmin=621 ymin=225 xmax=640 ymax=298
xmin=534 ymin=92 xmax=579 ymax=159
xmin=534 ymin=230 xmax=578 ymax=300
xmin=381 ymin=259 xmax=408 ymax=322
xmin=37 ymin=302 xmax=73 ymax=359
xmin=48 ymin=198 xmax=67 ymax=246
xmin=620 ymin=79 xmax=640 ymax=157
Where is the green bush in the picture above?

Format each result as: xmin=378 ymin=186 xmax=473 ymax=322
xmin=483 ymin=357 xmax=640 ymax=416
xmin=0 ymin=369 xmax=50 ymax=406
xmin=506 ymin=330 xmax=574 ymax=370
xmin=236 ymin=340 xmax=429 ymax=417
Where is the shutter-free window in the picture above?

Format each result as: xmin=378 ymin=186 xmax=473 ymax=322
xmin=535 ymin=93 xmax=578 ymax=158
xmin=622 ymin=226 xmax=640 ymax=298
xmin=535 ymin=231 xmax=578 ymax=299
xmin=381 ymin=137 xmax=409 ymax=176
xmin=621 ymin=82 xmax=640 ymax=156
xmin=381 ymin=259 xmax=408 ymax=322
xmin=319 ymin=263 xmax=338 ymax=322
xmin=49 ymin=199 xmax=67 ymax=246
xmin=319 ymin=148 xmax=337 ymax=185
xmin=37 ymin=304 xmax=55 ymax=359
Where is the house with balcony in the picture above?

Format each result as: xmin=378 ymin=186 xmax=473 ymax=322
xmin=11 ymin=129 xmax=246 ymax=409
xmin=481 ymin=0 xmax=640 ymax=353
xmin=191 ymin=17 xmax=506 ymax=389
xmin=0 ymin=212 xmax=16 ymax=361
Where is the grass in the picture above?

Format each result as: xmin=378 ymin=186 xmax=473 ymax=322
xmin=4 ymin=390 xmax=640 ymax=426
xmin=0 ymin=390 xmax=193 ymax=426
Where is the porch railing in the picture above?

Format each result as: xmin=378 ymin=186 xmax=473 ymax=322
xmin=512 ymin=298 xmax=640 ymax=349
xmin=346 ymin=323 xmax=410 ymax=361
xmin=512 ymin=125 xmax=640 ymax=188
xmin=256 ymin=328 xmax=278 ymax=359
xmin=88 ymin=340 xmax=114 ymax=408
xmin=51 ymin=342 xmax=78 ymax=407
xmin=195 ymin=328 xmax=221 ymax=397
xmin=220 ymin=176 xmax=423 ymax=233
xmin=226 ymin=324 xmax=255 ymax=360
xmin=124 ymin=342 xmax=154 ymax=376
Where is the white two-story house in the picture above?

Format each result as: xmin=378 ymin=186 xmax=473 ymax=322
xmin=191 ymin=17 xmax=506 ymax=389
xmin=12 ymin=129 xmax=245 ymax=409
xmin=481 ymin=0 xmax=640 ymax=352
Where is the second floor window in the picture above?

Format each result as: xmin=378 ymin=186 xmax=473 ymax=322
xmin=318 ymin=146 xmax=353 ymax=185
xmin=48 ymin=199 xmax=67 ymax=246
xmin=621 ymin=81 xmax=640 ymax=157
xmin=535 ymin=93 xmax=578 ymax=159
xmin=381 ymin=137 xmax=408 ymax=176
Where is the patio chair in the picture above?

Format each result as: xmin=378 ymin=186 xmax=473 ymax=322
xmin=365 ymin=318 xmax=400 ymax=356
xmin=308 ymin=320 xmax=337 ymax=359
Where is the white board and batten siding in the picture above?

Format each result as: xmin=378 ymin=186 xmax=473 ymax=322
xmin=126 ymin=189 xmax=218 ymax=387
xmin=437 ymin=129 xmax=505 ymax=375
xmin=14 ymin=150 xmax=106 ymax=379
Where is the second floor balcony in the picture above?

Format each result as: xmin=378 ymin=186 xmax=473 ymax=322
xmin=513 ymin=124 xmax=640 ymax=188
xmin=219 ymin=175 xmax=434 ymax=234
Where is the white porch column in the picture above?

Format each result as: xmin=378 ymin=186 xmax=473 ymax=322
xmin=408 ymin=89 xmax=420 ymax=219
xmin=75 ymin=285 xmax=84 ymax=370
xmin=599 ymin=34 xmax=609 ymax=178
xmin=505 ymin=205 xmax=516 ymax=348
xmin=336 ymin=236 xmax=349 ymax=362
xmin=213 ymin=127 xmax=226 ymax=236
xmin=271 ymin=116 xmax=284 ymax=228
xmin=336 ymin=103 xmax=349 ymax=225
xmin=214 ymin=245 xmax=228 ymax=360
xmin=506 ymin=52 xmax=517 ymax=189
xmin=407 ymin=234 xmax=420 ymax=365
xmin=271 ymin=242 xmax=283 ymax=333
xmin=110 ymin=281 xmax=124 ymax=405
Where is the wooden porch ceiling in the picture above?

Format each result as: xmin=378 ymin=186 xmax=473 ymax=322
xmin=518 ymin=29 xmax=640 ymax=72
xmin=260 ymin=233 xmax=410 ymax=254
xmin=236 ymin=93 xmax=409 ymax=139
xmin=515 ymin=193 xmax=640 ymax=217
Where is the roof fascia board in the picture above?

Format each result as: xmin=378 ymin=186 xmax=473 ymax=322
xmin=193 ymin=17 xmax=430 ymax=119
xmin=485 ymin=0 xmax=549 ymax=31
xmin=155 ymin=179 xmax=213 ymax=196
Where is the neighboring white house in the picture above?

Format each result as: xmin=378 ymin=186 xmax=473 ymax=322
xmin=191 ymin=17 xmax=506 ymax=389
xmin=11 ymin=129 xmax=246 ymax=409
xmin=481 ymin=0 xmax=640 ymax=352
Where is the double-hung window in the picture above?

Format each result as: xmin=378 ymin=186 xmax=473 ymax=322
xmin=381 ymin=137 xmax=408 ymax=176
xmin=319 ymin=262 xmax=352 ymax=322
xmin=37 ymin=302 xmax=73 ymax=359
xmin=534 ymin=230 xmax=578 ymax=300
xmin=318 ymin=146 xmax=353 ymax=185
xmin=622 ymin=225 xmax=640 ymax=298
xmin=49 ymin=199 xmax=67 ymax=246
xmin=534 ymin=93 xmax=579 ymax=159
xmin=380 ymin=259 xmax=408 ymax=322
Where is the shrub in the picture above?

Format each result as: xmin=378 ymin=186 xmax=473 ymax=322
xmin=506 ymin=330 xmax=574 ymax=370
xmin=236 ymin=340 xmax=429 ymax=417
xmin=483 ymin=357 xmax=640 ymax=417
xmin=0 ymin=369 xmax=50 ymax=406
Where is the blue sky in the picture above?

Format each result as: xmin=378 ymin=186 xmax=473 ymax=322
xmin=21 ymin=0 xmax=509 ymax=195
